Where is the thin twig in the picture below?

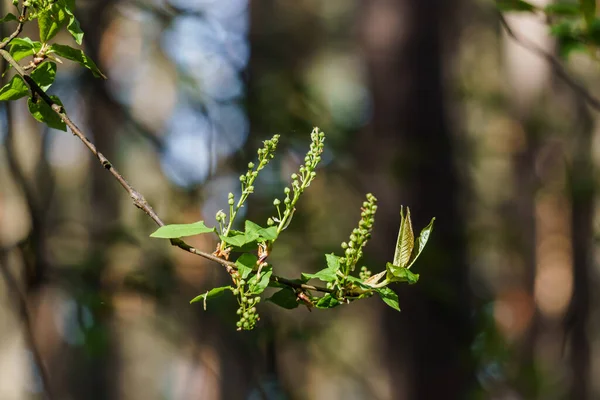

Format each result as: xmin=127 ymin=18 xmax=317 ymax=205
xmin=498 ymin=11 xmax=600 ymax=112
xmin=0 ymin=4 xmax=27 ymax=50
xmin=0 ymin=45 xmax=334 ymax=296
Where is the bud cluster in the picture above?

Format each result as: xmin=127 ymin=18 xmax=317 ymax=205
xmin=232 ymin=277 xmax=261 ymax=331
xmin=339 ymin=193 xmax=377 ymax=274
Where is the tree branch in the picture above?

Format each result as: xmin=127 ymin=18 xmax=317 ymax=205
xmin=498 ymin=12 xmax=600 ymax=112
xmin=0 ymin=45 xmax=334 ymax=297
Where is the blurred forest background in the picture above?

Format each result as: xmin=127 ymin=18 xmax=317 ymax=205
xmin=0 ymin=0 xmax=598 ymax=399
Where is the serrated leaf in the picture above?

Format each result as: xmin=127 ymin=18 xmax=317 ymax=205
xmin=30 ymin=62 xmax=56 ymax=91
xmin=235 ymin=253 xmax=257 ymax=279
xmin=0 ymin=75 xmax=28 ymax=100
xmin=249 ymin=266 xmax=272 ymax=295
xmin=38 ymin=4 xmax=68 ymax=43
xmin=190 ymin=286 xmax=232 ymax=310
xmin=267 ymin=288 xmax=299 ymax=309
xmin=376 ymin=287 xmax=400 ymax=311
xmin=581 ymin=0 xmax=596 ymax=26
xmin=325 ymin=253 xmax=341 ymax=271
xmin=48 ymin=44 xmax=106 ymax=79
xmin=393 ymin=207 xmax=414 ymax=268
xmin=386 ymin=262 xmax=420 ymax=284
xmin=0 ymin=13 xmax=18 ymax=23
xmin=150 ymin=221 xmax=215 ymax=238
xmin=496 ymin=0 xmax=537 ymax=12
xmin=27 ymin=95 xmax=66 ymax=131
xmin=315 ymin=294 xmax=340 ymax=309
xmin=407 ymin=217 xmax=435 ymax=269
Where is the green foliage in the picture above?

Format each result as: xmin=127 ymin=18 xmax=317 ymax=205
xmin=0 ymin=1 xmax=437 ymax=332
xmin=0 ymin=0 xmax=103 ymax=130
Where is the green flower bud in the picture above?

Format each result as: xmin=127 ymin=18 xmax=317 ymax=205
xmin=248 ymin=162 xmax=255 ymax=169
xmin=273 ymin=198 xmax=281 ymax=206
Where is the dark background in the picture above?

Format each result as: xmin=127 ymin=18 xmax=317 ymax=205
xmin=0 ymin=0 xmax=596 ymax=399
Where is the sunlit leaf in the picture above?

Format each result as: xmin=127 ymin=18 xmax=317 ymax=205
xmin=235 ymin=253 xmax=257 ymax=279
xmin=248 ymin=265 xmax=272 ymax=295
xmin=30 ymin=62 xmax=56 ymax=91
xmin=0 ymin=75 xmax=28 ymax=100
xmin=190 ymin=286 xmax=232 ymax=310
xmin=407 ymin=217 xmax=435 ymax=269
xmin=48 ymin=43 xmax=106 ymax=79
xmin=150 ymin=221 xmax=215 ymax=238
xmin=393 ymin=207 xmax=414 ymax=268
xmin=38 ymin=4 xmax=68 ymax=43
xmin=376 ymin=287 xmax=400 ymax=311
xmin=315 ymin=294 xmax=340 ymax=309
xmin=386 ymin=262 xmax=420 ymax=284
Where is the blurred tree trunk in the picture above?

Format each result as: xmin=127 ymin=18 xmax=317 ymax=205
xmin=359 ymin=0 xmax=474 ymax=398
xmin=565 ymin=97 xmax=593 ymax=400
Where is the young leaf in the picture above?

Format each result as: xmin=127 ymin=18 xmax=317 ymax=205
xmin=0 ymin=13 xmax=18 ymax=23
xmin=245 ymin=220 xmax=278 ymax=241
xmin=301 ymin=253 xmax=340 ymax=283
xmin=249 ymin=266 xmax=272 ymax=295
xmin=235 ymin=253 xmax=257 ymax=279
xmin=48 ymin=44 xmax=106 ymax=79
xmin=325 ymin=253 xmax=341 ymax=272
xmin=0 ymin=75 xmax=28 ymax=100
xmin=190 ymin=286 xmax=232 ymax=309
xmin=27 ymin=95 xmax=66 ymax=131
xmin=150 ymin=221 xmax=215 ymax=239
xmin=9 ymin=38 xmax=42 ymax=62
xmin=386 ymin=262 xmax=420 ymax=284
xmin=267 ymin=288 xmax=299 ymax=309
xmin=60 ymin=0 xmax=84 ymax=44
xmin=30 ymin=62 xmax=57 ymax=91
xmin=393 ymin=207 xmax=414 ymax=268
xmin=407 ymin=217 xmax=435 ymax=269
xmin=315 ymin=294 xmax=340 ymax=309
xmin=219 ymin=232 xmax=253 ymax=247
xmin=376 ymin=287 xmax=401 ymax=312
xmin=496 ymin=0 xmax=537 ymax=12
xmin=38 ymin=4 xmax=68 ymax=43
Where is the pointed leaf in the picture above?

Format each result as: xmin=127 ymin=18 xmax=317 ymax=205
xmin=244 ymin=220 xmax=278 ymax=241
xmin=190 ymin=286 xmax=232 ymax=309
xmin=150 ymin=221 xmax=215 ymax=238
xmin=0 ymin=13 xmax=18 ymax=23
xmin=9 ymin=38 xmax=42 ymax=62
xmin=267 ymin=288 xmax=299 ymax=309
xmin=48 ymin=44 xmax=106 ymax=79
xmin=0 ymin=75 xmax=28 ymax=100
xmin=27 ymin=95 xmax=66 ymax=131
xmin=315 ymin=294 xmax=340 ymax=309
xmin=393 ymin=207 xmax=414 ymax=268
xmin=38 ymin=4 xmax=68 ymax=43
xmin=376 ymin=287 xmax=401 ymax=311
xmin=407 ymin=217 xmax=435 ymax=269
xmin=219 ymin=232 xmax=253 ymax=247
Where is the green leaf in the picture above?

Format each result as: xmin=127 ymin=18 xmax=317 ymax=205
xmin=27 ymin=95 xmax=66 ymax=131
xmin=376 ymin=287 xmax=400 ymax=311
xmin=267 ymin=288 xmax=299 ymax=309
xmin=30 ymin=62 xmax=57 ymax=91
xmin=190 ymin=286 xmax=232 ymax=309
xmin=544 ymin=3 xmax=580 ymax=16
xmin=407 ymin=217 xmax=435 ymax=269
xmin=235 ymin=253 xmax=257 ymax=279
xmin=48 ymin=44 xmax=106 ymax=79
xmin=220 ymin=232 xmax=253 ymax=247
xmin=9 ymin=38 xmax=42 ymax=62
xmin=386 ymin=262 xmax=420 ymax=284
xmin=393 ymin=207 xmax=414 ymax=268
xmin=249 ymin=266 xmax=272 ymax=295
xmin=496 ymin=0 xmax=537 ymax=12
xmin=244 ymin=220 xmax=278 ymax=241
xmin=301 ymin=253 xmax=340 ymax=282
xmin=315 ymin=294 xmax=340 ymax=309
xmin=60 ymin=0 xmax=84 ymax=45
xmin=581 ymin=0 xmax=596 ymax=26
xmin=0 ymin=13 xmax=18 ymax=23
xmin=0 ymin=75 xmax=28 ymax=100
xmin=38 ymin=4 xmax=68 ymax=43
xmin=149 ymin=221 xmax=215 ymax=238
